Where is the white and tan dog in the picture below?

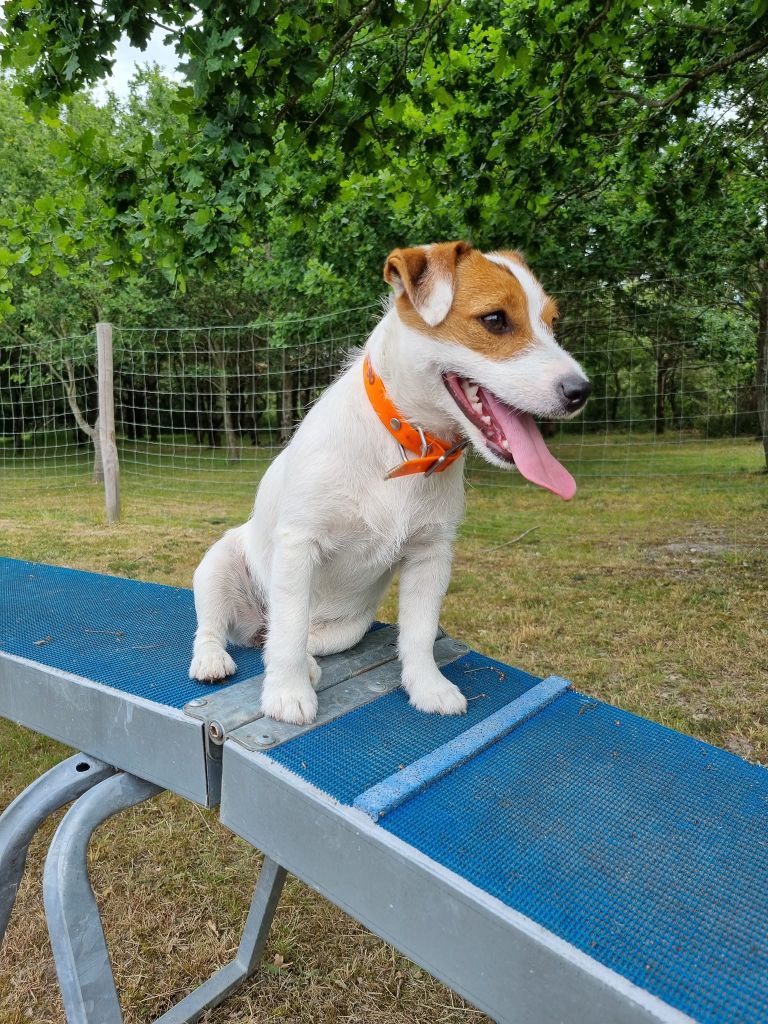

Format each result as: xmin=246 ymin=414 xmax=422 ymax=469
xmin=189 ymin=243 xmax=590 ymax=724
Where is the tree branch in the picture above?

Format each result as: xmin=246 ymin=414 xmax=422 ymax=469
xmin=558 ymin=0 xmax=614 ymax=109
xmin=53 ymin=356 xmax=97 ymax=440
xmin=327 ymin=0 xmax=382 ymax=62
xmin=607 ymin=37 xmax=768 ymax=110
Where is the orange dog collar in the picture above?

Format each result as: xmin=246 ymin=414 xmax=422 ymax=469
xmin=363 ymin=355 xmax=466 ymax=479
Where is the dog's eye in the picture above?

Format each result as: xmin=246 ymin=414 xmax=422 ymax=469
xmin=479 ymin=311 xmax=510 ymax=334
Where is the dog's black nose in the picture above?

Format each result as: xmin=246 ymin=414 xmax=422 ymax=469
xmin=558 ymin=375 xmax=591 ymax=412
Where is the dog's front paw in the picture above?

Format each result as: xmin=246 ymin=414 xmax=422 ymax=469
xmin=261 ymin=672 xmax=319 ymax=725
xmin=189 ymin=645 xmax=237 ymax=682
xmin=405 ymin=674 xmax=467 ymax=716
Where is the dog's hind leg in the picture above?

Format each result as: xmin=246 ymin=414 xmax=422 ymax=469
xmin=189 ymin=526 xmax=256 ymax=682
xmin=307 ymin=615 xmax=373 ymax=657
xmin=229 ymin=602 xmax=267 ymax=648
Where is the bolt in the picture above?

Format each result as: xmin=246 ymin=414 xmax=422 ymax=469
xmin=253 ymin=732 xmax=275 ymax=748
xmin=208 ymin=721 xmax=225 ymax=743
xmin=368 ymin=680 xmax=387 ymax=693
xmin=187 ymin=698 xmax=208 ymax=708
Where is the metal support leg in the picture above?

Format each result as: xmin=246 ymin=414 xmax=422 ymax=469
xmin=25 ymin=767 xmax=284 ymax=1024
xmin=0 ymin=753 xmax=115 ymax=945
xmin=43 ymin=772 xmax=163 ymax=1024
xmin=154 ymin=856 xmax=287 ymax=1024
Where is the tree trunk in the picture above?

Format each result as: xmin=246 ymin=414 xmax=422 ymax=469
xmin=58 ymin=358 xmax=103 ymax=482
xmin=668 ymin=370 xmax=680 ymax=423
xmin=10 ymin=340 xmax=25 ymax=450
xmin=208 ymin=340 xmax=239 ymax=462
xmin=250 ymin=380 xmax=259 ymax=448
xmin=757 ymin=263 xmax=768 ymax=471
xmin=610 ymin=368 xmax=622 ymax=425
xmin=221 ymin=387 xmax=239 ymax=463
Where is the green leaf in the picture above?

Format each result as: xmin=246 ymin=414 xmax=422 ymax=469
xmin=294 ymin=57 xmax=324 ymax=84
xmin=33 ymin=195 xmax=56 ymax=215
xmin=515 ymin=46 xmax=531 ymax=70
xmin=492 ymin=53 xmax=514 ymax=80
xmin=193 ymin=207 xmax=213 ymax=225
xmin=54 ymin=233 xmax=74 ymax=255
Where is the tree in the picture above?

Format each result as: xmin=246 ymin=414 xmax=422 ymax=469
xmin=2 ymin=4 xmax=767 ymax=466
xmin=2 ymin=2 xmax=766 ymax=283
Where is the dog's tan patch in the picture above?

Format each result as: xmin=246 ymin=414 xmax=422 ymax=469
xmin=542 ymin=296 xmax=559 ymax=330
xmin=393 ymin=246 xmax=555 ymax=360
xmin=384 ymin=242 xmax=470 ymax=326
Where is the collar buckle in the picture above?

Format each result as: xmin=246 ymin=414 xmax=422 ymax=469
xmin=415 ymin=425 xmax=429 ymax=458
xmin=423 ymin=438 xmax=469 ymax=477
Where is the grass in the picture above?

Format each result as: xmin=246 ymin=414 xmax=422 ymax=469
xmin=0 ymin=435 xmax=766 ymax=1023
xmin=2 ymin=427 xmax=763 ymax=496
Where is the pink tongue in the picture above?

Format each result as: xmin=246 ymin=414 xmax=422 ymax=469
xmin=479 ymin=388 xmax=576 ymax=500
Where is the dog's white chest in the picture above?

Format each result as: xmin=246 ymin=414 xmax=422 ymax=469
xmin=319 ymin=474 xmax=461 ymax=572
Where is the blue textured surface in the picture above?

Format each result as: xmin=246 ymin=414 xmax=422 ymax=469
xmin=269 ymin=663 xmax=768 ymax=1024
xmin=353 ymin=675 xmax=571 ymax=820
xmin=269 ymin=651 xmax=542 ymax=803
xmin=0 ymin=558 xmax=264 ymax=708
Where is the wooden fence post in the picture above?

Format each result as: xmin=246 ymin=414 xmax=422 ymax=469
xmin=96 ymin=322 xmax=121 ymax=523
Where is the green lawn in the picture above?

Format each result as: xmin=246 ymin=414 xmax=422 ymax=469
xmin=0 ymin=435 xmax=766 ymax=1023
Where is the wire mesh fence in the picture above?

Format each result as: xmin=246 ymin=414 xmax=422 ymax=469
xmin=1 ymin=281 xmax=765 ymax=532
xmin=0 ymin=332 xmax=99 ymax=490
xmin=111 ymin=306 xmax=377 ymax=501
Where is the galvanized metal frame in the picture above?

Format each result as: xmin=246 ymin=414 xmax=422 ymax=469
xmin=0 ymin=753 xmax=115 ymax=944
xmin=220 ymin=747 xmax=697 ymax=1024
xmin=153 ymin=857 xmax=286 ymax=1024
xmin=0 ymin=631 xmax=468 ymax=807
xmin=36 ymin=768 xmax=289 ymax=1024
xmin=0 ymin=651 xmax=216 ymax=806
xmin=44 ymin=772 xmax=163 ymax=1024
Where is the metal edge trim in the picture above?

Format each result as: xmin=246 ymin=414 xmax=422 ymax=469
xmin=0 ymin=650 xmax=190 ymax=720
xmin=0 ymin=651 xmax=212 ymax=806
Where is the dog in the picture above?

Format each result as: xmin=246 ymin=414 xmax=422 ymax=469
xmin=188 ymin=242 xmax=590 ymax=724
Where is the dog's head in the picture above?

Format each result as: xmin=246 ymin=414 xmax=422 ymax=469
xmin=383 ymin=241 xmax=590 ymax=499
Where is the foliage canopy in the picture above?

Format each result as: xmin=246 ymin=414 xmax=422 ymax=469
xmin=1 ymin=0 xmax=766 ymax=286
xmin=0 ymin=2 xmax=766 ymax=464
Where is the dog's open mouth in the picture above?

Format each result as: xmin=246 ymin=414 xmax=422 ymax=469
xmin=443 ymin=372 xmax=576 ymax=500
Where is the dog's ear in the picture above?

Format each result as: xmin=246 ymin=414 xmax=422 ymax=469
xmin=384 ymin=241 xmax=472 ymax=326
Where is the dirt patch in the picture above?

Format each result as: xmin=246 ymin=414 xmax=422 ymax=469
xmin=643 ymin=524 xmax=762 ymax=567
xmin=650 ymin=540 xmax=740 ymax=556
